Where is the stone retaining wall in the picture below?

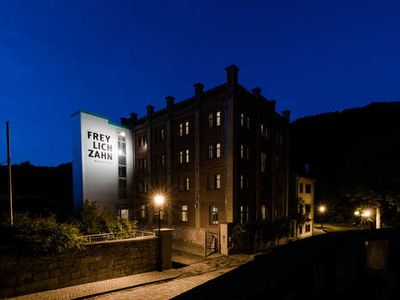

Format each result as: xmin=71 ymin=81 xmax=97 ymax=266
xmin=0 ymin=236 xmax=158 ymax=298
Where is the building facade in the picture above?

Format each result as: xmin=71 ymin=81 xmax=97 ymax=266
xmin=120 ymin=65 xmax=290 ymax=248
xmin=72 ymin=111 xmax=133 ymax=219
xmin=289 ymin=174 xmax=315 ymax=239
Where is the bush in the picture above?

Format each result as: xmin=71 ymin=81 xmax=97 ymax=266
xmin=0 ymin=214 xmax=84 ymax=256
xmin=75 ymin=201 xmax=137 ymax=236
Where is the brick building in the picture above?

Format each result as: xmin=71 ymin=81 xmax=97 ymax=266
xmin=121 ymin=65 xmax=290 ymax=249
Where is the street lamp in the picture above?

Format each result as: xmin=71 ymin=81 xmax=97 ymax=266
xmin=318 ymin=205 xmax=327 ymax=230
xmin=154 ymin=194 xmax=165 ymax=271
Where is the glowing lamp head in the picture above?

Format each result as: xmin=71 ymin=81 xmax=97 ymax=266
xmin=119 ymin=131 xmax=126 ymax=137
xmin=362 ymin=210 xmax=371 ymax=218
xmin=154 ymin=194 xmax=165 ymax=206
xmin=354 ymin=210 xmax=360 ymax=216
xmin=318 ymin=205 xmax=326 ymax=213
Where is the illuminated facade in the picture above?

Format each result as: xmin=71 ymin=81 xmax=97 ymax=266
xmin=290 ymin=175 xmax=315 ymax=238
xmin=72 ymin=111 xmax=133 ymax=219
xmin=120 ymin=65 xmax=290 ymax=248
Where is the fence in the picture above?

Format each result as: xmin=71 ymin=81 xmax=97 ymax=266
xmin=82 ymin=230 xmax=155 ymax=243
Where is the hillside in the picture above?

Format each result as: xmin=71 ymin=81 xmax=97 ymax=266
xmin=291 ymin=102 xmax=400 ymax=186
xmin=290 ymin=102 xmax=400 ymax=222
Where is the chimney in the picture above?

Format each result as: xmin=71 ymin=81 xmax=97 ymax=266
xmin=194 ymin=82 xmax=204 ymax=99
xmin=146 ymin=105 xmax=154 ymax=118
xmin=281 ymin=110 xmax=291 ymax=121
xmin=225 ymin=65 xmax=239 ymax=87
xmin=252 ymin=87 xmax=262 ymax=97
xmin=166 ymin=96 xmax=175 ymax=112
xmin=130 ymin=112 xmax=138 ymax=124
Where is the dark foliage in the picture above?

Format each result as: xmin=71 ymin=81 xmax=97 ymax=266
xmin=0 ymin=162 xmax=73 ymax=219
xmin=291 ymin=102 xmax=400 ymax=225
xmin=0 ymin=214 xmax=84 ymax=256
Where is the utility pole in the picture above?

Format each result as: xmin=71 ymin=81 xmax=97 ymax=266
xmin=6 ymin=122 xmax=13 ymax=226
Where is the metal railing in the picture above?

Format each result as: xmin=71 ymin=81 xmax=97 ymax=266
xmin=82 ymin=230 xmax=155 ymax=243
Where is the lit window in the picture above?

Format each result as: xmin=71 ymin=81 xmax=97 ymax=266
xmin=181 ymin=205 xmax=188 ymax=222
xmin=142 ymin=135 xmax=147 ymax=146
xmin=161 ymin=128 xmax=165 ymax=141
xmin=246 ymin=117 xmax=251 ymax=129
xmin=240 ymin=113 xmax=244 ymax=127
xmin=239 ymin=205 xmax=249 ymax=224
xmin=260 ymin=124 xmax=264 ymax=136
xmin=179 ymin=151 xmax=183 ymax=164
xmin=140 ymin=205 xmax=146 ymax=219
xmin=240 ymin=144 xmax=244 ymax=159
xmin=216 ymin=111 xmax=221 ymax=126
xmin=143 ymin=159 xmax=147 ymax=169
xmin=216 ymin=143 xmax=221 ymax=158
xmin=208 ymin=144 xmax=214 ymax=159
xmin=240 ymin=175 xmax=244 ymax=190
xmin=185 ymin=149 xmax=190 ymax=163
xmin=261 ymin=152 xmax=266 ymax=172
xmin=161 ymin=154 xmax=165 ymax=167
xmin=143 ymin=181 xmax=147 ymax=193
xmin=216 ymin=174 xmax=221 ymax=190
xmin=118 ymin=209 xmax=129 ymax=220
xmin=185 ymin=177 xmax=190 ymax=191
xmin=185 ymin=121 xmax=189 ymax=135
xmin=208 ymin=113 xmax=213 ymax=128
xmin=261 ymin=205 xmax=266 ymax=220
xmin=210 ymin=205 xmax=218 ymax=224
xmin=179 ymin=123 xmax=183 ymax=136
xmin=118 ymin=142 xmax=126 ymax=156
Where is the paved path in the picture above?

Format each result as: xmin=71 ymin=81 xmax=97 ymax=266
xmin=93 ymin=255 xmax=252 ymax=300
xmin=11 ymin=254 xmax=252 ymax=300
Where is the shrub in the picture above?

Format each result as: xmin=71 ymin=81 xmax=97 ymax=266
xmin=0 ymin=214 xmax=84 ymax=256
xmin=75 ymin=201 xmax=137 ymax=236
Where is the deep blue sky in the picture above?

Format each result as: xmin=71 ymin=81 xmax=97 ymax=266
xmin=1 ymin=0 xmax=399 ymax=166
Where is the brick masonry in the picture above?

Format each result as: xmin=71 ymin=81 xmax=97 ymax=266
xmin=0 ymin=236 xmax=158 ymax=298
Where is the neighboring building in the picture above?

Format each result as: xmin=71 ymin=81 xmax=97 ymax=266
xmin=72 ymin=111 xmax=133 ymax=219
xmin=289 ymin=174 xmax=315 ymax=239
xmin=120 ymin=65 xmax=290 ymax=250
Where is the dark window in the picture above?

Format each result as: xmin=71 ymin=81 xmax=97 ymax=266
xmin=207 ymin=175 xmax=214 ymax=190
xmin=305 ymin=224 xmax=311 ymax=232
xmin=119 ymin=179 xmax=127 ymax=199
xmin=118 ymin=166 xmax=126 ymax=178
xmin=305 ymin=204 xmax=311 ymax=214
xmin=305 ymin=184 xmax=312 ymax=194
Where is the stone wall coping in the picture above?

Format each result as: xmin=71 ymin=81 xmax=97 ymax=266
xmin=153 ymin=228 xmax=174 ymax=232
xmin=84 ymin=235 xmax=157 ymax=245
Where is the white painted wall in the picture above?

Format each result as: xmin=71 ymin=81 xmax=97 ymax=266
xmin=72 ymin=111 xmax=133 ymax=216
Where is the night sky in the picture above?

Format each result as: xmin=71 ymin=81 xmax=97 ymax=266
xmin=0 ymin=0 xmax=399 ymax=166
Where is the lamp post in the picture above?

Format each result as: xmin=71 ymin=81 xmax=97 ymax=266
xmin=318 ymin=205 xmax=326 ymax=230
xmin=154 ymin=194 xmax=165 ymax=271
xmin=361 ymin=209 xmax=372 ymax=230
